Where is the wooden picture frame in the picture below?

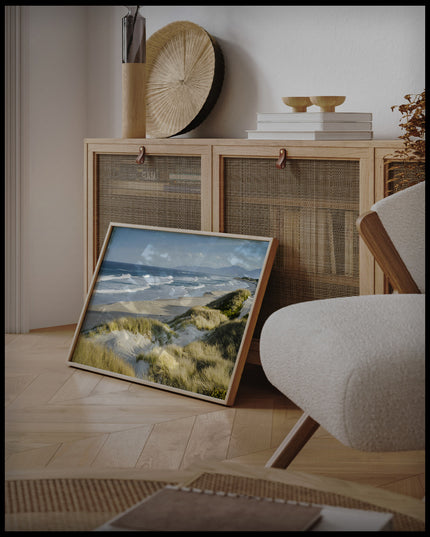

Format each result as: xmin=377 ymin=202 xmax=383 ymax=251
xmin=68 ymin=223 xmax=277 ymax=405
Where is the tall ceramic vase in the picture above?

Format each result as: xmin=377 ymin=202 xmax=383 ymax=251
xmin=122 ymin=6 xmax=146 ymax=138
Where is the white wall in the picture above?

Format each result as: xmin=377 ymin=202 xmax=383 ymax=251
xmin=24 ymin=5 xmax=425 ymax=329
xmin=26 ymin=6 xmax=87 ymax=329
xmin=87 ymin=5 xmax=425 ymax=139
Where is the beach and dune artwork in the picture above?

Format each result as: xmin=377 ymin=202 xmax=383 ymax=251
xmin=68 ymin=224 xmax=277 ymax=405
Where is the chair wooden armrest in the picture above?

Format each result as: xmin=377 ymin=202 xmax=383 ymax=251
xmin=356 ymin=211 xmax=420 ymax=294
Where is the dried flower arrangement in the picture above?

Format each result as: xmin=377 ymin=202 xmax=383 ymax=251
xmin=387 ymin=90 xmax=425 ymax=193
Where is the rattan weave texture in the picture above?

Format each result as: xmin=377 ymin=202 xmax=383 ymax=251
xmin=96 ymin=153 xmax=201 ymax=257
xmin=222 ymin=157 xmax=360 ymax=336
xmin=5 ymin=474 xmax=424 ymax=532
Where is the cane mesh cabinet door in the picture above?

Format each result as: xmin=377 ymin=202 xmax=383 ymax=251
xmin=85 ymin=139 xmax=212 ymax=289
xmin=374 ymin=141 xmax=425 ymax=292
xmin=213 ymin=142 xmax=377 ymax=361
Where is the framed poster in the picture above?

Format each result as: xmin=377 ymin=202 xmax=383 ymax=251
xmin=68 ymin=223 xmax=277 ymax=405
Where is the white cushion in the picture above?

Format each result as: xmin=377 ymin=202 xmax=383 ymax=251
xmin=372 ymin=181 xmax=425 ymax=292
xmin=259 ymin=294 xmax=425 ymax=451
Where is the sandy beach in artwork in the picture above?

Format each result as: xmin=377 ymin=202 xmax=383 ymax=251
xmin=82 ymin=290 xmax=228 ymax=332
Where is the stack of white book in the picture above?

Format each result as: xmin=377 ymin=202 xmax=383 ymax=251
xmin=246 ymin=112 xmax=373 ymax=140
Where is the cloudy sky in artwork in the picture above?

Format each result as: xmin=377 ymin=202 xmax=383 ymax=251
xmin=104 ymin=226 xmax=270 ymax=271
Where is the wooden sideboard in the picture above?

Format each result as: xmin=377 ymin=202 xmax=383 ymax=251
xmin=84 ymin=138 xmax=403 ymax=362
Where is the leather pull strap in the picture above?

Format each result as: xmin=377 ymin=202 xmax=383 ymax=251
xmin=276 ymin=148 xmax=287 ymax=169
xmin=136 ymin=145 xmax=145 ymax=164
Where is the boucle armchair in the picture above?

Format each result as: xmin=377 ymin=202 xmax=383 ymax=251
xmin=260 ymin=181 xmax=425 ymax=468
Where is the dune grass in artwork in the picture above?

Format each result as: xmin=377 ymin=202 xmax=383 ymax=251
xmin=72 ymin=338 xmax=136 ymax=378
xmin=73 ymin=289 xmax=250 ymax=400
xmin=68 ymin=224 xmax=277 ymax=405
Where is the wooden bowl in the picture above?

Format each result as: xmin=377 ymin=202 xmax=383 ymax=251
xmin=310 ymin=96 xmax=346 ymax=112
xmin=146 ymin=21 xmax=224 ymax=138
xmin=282 ymin=97 xmax=312 ymax=112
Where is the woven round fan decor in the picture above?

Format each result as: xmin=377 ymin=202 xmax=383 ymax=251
xmin=146 ymin=21 xmax=224 ymax=138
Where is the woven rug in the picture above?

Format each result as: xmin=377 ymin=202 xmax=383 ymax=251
xmin=5 ymin=473 xmax=424 ymax=532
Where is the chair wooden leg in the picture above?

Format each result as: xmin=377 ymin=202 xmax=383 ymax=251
xmin=265 ymin=412 xmax=319 ymax=469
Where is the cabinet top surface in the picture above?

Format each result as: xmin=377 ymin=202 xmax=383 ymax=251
xmin=85 ymin=138 xmax=403 ymax=148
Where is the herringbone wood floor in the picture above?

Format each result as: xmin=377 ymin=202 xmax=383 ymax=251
xmin=5 ymin=326 xmax=425 ymax=500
